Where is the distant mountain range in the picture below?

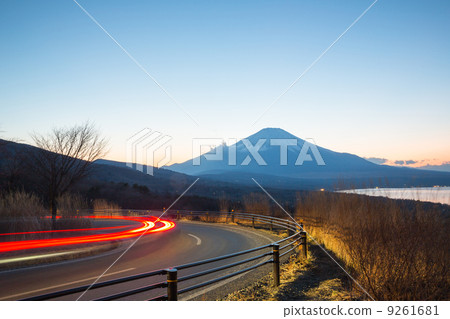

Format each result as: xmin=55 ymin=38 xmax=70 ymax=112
xmin=0 ymin=139 xmax=196 ymax=194
xmin=416 ymin=163 xmax=450 ymax=172
xmin=365 ymin=157 xmax=450 ymax=172
xmin=2 ymin=128 xmax=450 ymax=195
xmin=166 ymin=128 xmax=450 ymax=190
xmin=0 ymin=139 xmax=276 ymax=203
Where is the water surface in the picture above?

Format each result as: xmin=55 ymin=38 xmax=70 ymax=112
xmin=341 ymin=187 xmax=450 ymax=206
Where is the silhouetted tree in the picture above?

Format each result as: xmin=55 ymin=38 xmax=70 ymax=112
xmin=29 ymin=122 xmax=108 ymax=221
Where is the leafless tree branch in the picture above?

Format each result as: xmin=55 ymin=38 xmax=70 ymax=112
xmin=29 ymin=122 xmax=108 ymax=220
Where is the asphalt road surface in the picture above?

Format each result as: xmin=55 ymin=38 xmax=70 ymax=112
xmin=0 ymin=221 xmax=280 ymax=301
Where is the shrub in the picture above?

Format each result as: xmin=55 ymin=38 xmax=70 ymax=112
xmin=0 ymin=191 xmax=47 ymax=233
xmin=57 ymin=193 xmax=88 ymax=217
xmin=296 ymin=192 xmax=450 ymax=300
xmin=55 ymin=193 xmax=91 ymax=230
xmin=93 ymin=199 xmax=120 ymax=214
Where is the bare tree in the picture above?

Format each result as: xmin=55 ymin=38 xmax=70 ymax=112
xmin=30 ymin=122 xmax=108 ymax=221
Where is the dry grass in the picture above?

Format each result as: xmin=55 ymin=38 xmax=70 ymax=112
xmin=93 ymin=199 xmax=121 ymax=214
xmin=55 ymin=193 xmax=92 ymax=229
xmin=223 ymin=244 xmax=353 ymax=301
xmin=0 ymin=191 xmax=47 ymax=234
xmin=244 ymin=193 xmax=272 ymax=216
xmin=302 ymin=278 xmax=351 ymax=301
xmin=223 ymin=255 xmax=312 ymax=301
xmin=56 ymin=196 xmax=121 ymax=229
xmin=57 ymin=193 xmax=88 ymax=217
xmin=296 ymin=192 xmax=450 ymax=300
xmin=0 ymin=192 xmax=120 ymax=233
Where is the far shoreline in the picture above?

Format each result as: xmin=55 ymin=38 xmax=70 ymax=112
xmin=338 ymin=186 xmax=450 ymax=206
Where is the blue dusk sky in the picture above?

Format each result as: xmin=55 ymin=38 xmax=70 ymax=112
xmin=0 ymin=0 xmax=449 ymax=165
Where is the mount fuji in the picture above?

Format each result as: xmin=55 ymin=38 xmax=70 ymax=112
xmin=166 ymin=128 xmax=450 ymax=190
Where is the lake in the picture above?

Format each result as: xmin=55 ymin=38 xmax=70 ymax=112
xmin=340 ymin=187 xmax=450 ymax=206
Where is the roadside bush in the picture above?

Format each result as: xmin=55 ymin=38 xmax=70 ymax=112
xmin=243 ymin=193 xmax=272 ymax=216
xmin=55 ymin=193 xmax=91 ymax=230
xmin=57 ymin=193 xmax=88 ymax=217
xmin=0 ymin=191 xmax=47 ymax=233
xmin=296 ymin=192 xmax=450 ymax=300
xmin=93 ymin=199 xmax=120 ymax=214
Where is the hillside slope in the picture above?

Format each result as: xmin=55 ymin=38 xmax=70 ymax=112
xmin=166 ymin=128 xmax=450 ymax=190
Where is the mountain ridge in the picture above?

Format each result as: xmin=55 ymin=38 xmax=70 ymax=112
xmin=166 ymin=128 xmax=450 ymax=189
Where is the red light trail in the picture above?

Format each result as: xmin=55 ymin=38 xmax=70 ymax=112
xmin=0 ymin=216 xmax=175 ymax=253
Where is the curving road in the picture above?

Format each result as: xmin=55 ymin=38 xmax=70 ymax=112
xmin=0 ymin=220 xmax=279 ymax=301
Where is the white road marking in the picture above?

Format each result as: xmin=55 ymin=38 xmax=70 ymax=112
xmin=0 ymin=267 xmax=136 ymax=300
xmin=179 ymin=220 xmax=276 ymax=300
xmin=187 ymin=233 xmax=202 ymax=246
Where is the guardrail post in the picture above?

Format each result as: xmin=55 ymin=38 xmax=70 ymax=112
xmin=270 ymin=220 xmax=273 ymax=231
xmin=252 ymin=216 xmax=255 ymax=228
xmin=206 ymin=211 xmax=209 ymax=222
xmin=272 ymin=244 xmax=280 ymax=287
xmin=166 ymin=268 xmax=178 ymax=301
xmin=300 ymin=231 xmax=307 ymax=259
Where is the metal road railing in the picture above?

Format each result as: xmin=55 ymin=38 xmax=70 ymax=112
xmin=23 ymin=211 xmax=307 ymax=301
